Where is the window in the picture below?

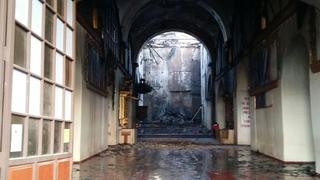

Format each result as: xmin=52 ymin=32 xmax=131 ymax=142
xmin=54 ymin=121 xmax=62 ymax=153
xmin=46 ymin=0 xmax=54 ymax=8
xmin=55 ymin=52 xmax=64 ymax=84
xmin=45 ymin=9 xmax=54 ymax=43
xmin=14 ymin=25 xmax=27 ymax=68
xmin=29 ymin=77 xmax=41 ymax=116
xmin=31 ymin=0 xmax=43 ymax=36
xmin=11 ymin=0 xmax=75 ymax=161
xmin=28 ymin=118 xmax=39 ymax=156
xmin=65 ymin=58 xmax=72 ymax=87
xmin=44 ymin=45 xmax=53 ymax=79
xmin=57 ymin=0 xmax=64 ymax=18
xmin=43 ymin=82 xmax=53 ymax=116
xmin=67 ymin=0 xmax=73 ymax=25
xmin=65 ymin=90 xmax=72 ymax=121
xmin=10 ymin=115 xmax=25 ymax=158
xmin=249 ymin=39 xmax=279 ymax=108
xmin=54 ymin=87 xmax=63 ymax=119
xmin=63 ymin=123 xmax=71 ymax=152
xmin=15 ymin=0 xmax=29 ymax=26
xmin=56 ymin=18 xmax=64 ymax=52
xmin=11 ymin=70 xmax=27 ymax=113
xmin=66 ymin=28 xmax=73 ymax=57
xmin=42 ymin=120 xmax=52 ymax=154
xmin=30 ymin=36 xmax=42 ymax=76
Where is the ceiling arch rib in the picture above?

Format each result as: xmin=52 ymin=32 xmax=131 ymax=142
xmin=118 ymin=0 xmax=233 ymax=44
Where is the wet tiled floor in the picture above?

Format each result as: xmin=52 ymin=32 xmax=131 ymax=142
xmin=73 ymin=140 xmax=320 ymax=180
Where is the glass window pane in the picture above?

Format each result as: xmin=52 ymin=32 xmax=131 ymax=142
xmin=66 ymin=28 xmax=73 ymax=57
xmin=65 ymin=58 xmax=72 ymax=87
xmin=63 ymin=123 xmax=71 ymax=152
xmin=15 ymin=0 xmax=29 ymax=26
xmin=54 ymin=121 xmax=62 ymax=153
xmin=29 ymin=77 xmax=41 ymax=116
xmin=11 ymin=70 xmax=27 ymax=113
xmin=30 ymin=36 xmax=42 ymax=75
xmin=65 ymin=90 xmax=72 ymax=121
xmin=57 ymin=0 xmax=64 ymax=17
xmin=54 ymin=87 xmax=63 ymax=119
xmin=67 ymin=0 xmax=73 ymax=25
xmin=55 ymin=52 xmax=64 ymax=84
xmin=14 ymin=25 xmax=27 ymax=68
xmin=44 ymin=45 xmax=53 ymax=79
xmin=10 ymin=115 xmax=24 ymax=158
xmin=46 ymin=0 xmax=54 ymax=7
xmin=56 ymin=18 xmax=64 ymax=51
xmin=43 ymin=82 xmax=53 ymax=116
xmin=31 ymin=0 xmax=43 ymax=36
xmin=42 ymin=120 xmax=51 ymax=154
xmin=45 ymin=9 xmax=54 ymax=43
xmin=28 ymin=118 xmax=39 ymax=156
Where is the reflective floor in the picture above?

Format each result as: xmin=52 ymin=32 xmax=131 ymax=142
xmin=73 ymin=140 xmax=320 ymax=180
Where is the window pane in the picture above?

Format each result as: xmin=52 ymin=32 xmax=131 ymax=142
xmin=57 ymin=0 xmax=64 ymax=17
xmin=10 ymin=115 xmax=24 ymax=158
xmin=43 ymin=82 xmax=53 ymax=116
xmin=65 ymin=58 xmax=72 ymax=87
xmin=29 ymin=77 xmax=41 ymax=116
xmin=55 ymin=52 xmax=64 ymax=84
xmin=14 ymin=25 xmax=27 ymax=68
xmin=54 ymin=87 xmax=63 ymax=119
xmin=45 ymin=9 xmax=54 ymax=43
xmin=30 ymin=36 xmax=42 ymax=75
xmin=42 ymin=120 xmax=51 ymax=154
xmin=46 ymin=0 xmax=54 ymax=7
xmin=44 ymin=45 xmax=53 ymax=79
xmin=65 ymin=90 xmax=72 ymax=121
xmin=15 ymin=0 xmax=29 ymax=26
xmin=56 ymin=18 xmax=64 ymax=51
xmin=63 ymin=123 xmax=71 ymax=152
xmin=28 ymin=118 xmax=39 ymax=156
xmin=66 ymin=28 xmax=73 ymax=57
xmin=31 ymin=0 xmax=43 ymax=36
xmin=54 ymin=121 xmax=62 ymax=153
xmin=67 ymin=0 xmax=73 ymax=25
xmin=11 ymin=70 xmax=27 ymax=113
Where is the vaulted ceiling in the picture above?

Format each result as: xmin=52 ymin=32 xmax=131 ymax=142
xmin=116 ymin=0 xmax=236 ymax=59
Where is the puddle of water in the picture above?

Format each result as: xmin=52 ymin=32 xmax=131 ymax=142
xmin=73 ymin=142 xmax=319 ymax=180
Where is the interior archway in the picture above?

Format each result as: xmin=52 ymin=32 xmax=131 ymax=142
xmin=135 ymin=31 xmax=214 ymax=138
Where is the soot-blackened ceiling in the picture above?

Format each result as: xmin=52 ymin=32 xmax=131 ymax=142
xmin=116 ymin=0 xmax=235 ymax=59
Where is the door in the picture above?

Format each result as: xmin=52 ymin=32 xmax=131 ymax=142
xmin=0 ymin=0 xmax=6 ymax=177
xmin=6 ymin=0 xmax=76 ymax=179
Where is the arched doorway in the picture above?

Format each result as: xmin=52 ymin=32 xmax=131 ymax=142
xmin=135 ymin=31 xmax=214 ymax=138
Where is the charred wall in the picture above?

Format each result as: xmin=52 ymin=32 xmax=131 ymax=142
xmin=138 ymin=33 xmax=202 ymax=124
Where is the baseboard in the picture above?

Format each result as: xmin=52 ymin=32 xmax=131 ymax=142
xmin=73 ymin=148 xmax=109 ymax=164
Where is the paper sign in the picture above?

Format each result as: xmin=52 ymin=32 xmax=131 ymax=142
xmin=10 ymin=124 xmax=23 ymax=152
xmin=241 ymin=96 xmax=251 ymax=127
xmin=64 ymin=129 xmax=70 ymax=143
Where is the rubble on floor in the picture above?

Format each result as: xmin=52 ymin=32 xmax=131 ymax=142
xmin=73 ymin=141 xmax=319 ymax=180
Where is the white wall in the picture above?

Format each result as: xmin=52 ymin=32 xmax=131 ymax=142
xmin=200 ymin=45 xmax=212 ymax=129
xmin=216 ymin=96 xmax=226 ymax=129
xmin=281 ymin=36 xmax=314 ymax=162
xmin=234 ymin=63 xmax=250 ymax=145
xmin=250 ymin=15 xmax=315 ymax=162
xmin=251 ymin=87 xmax=284 ymax=160
xmin=309 ymin=10 xmax=320 ymax=173
xmin=73 ymin=23 xmax=121 ymax=162
xmin=310 ymin=72 xmax=320 ymax=172
xmin=107 ymin=69 xmax=123 ymax=146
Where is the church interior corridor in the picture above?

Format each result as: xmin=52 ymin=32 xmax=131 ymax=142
xmin=1 ymin=0 xmax=320 ymax=179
